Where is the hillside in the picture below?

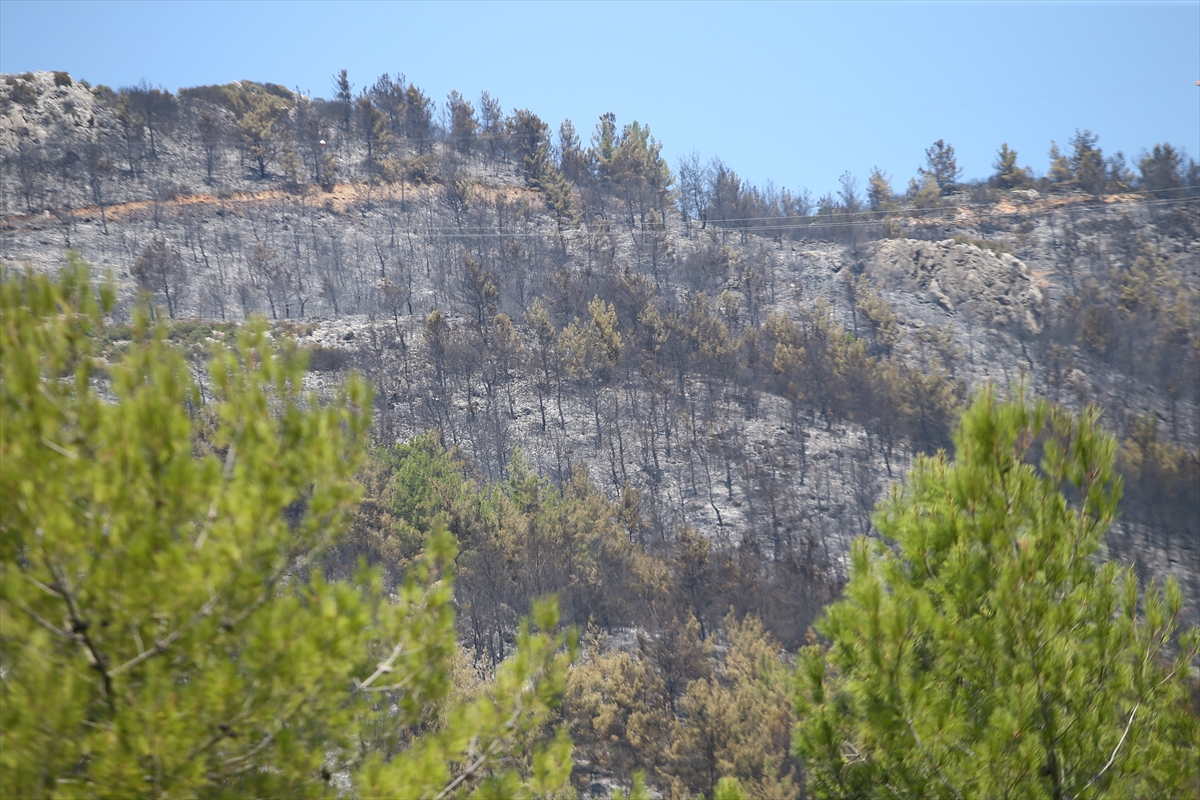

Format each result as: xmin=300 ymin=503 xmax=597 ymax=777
xmin=4 ymin=68 xmax=1196 ymax=578
xmin=3 ymin=68 xmax=1199 ymax=796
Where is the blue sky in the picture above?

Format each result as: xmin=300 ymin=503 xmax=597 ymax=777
xmin=2 ymin=1 xmax=1197 ymax=198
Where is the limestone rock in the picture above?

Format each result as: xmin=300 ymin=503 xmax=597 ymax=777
xmin=867 ymin=238 xmax=1043 ymax=334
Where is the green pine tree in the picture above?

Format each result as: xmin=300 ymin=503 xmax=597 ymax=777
xmin=919 ymin=140 xmax=962 ymax=193
xmin=1 ymin=259 xmax=576 ymax=798
xmin=795 ymin=387 xmax=1200 ymax=799
xmin=237 ymin=90 xmax=288 ymax=179
xmin=1071 ymin=130 xmax=1107 ymax=196
xmin=993 ymin=143 xmax=1028 ymax=189
xmin=1047 ymin=141 xmax=1073 ymax=187
xmin=867 ymin=167 xmax=896 ymax=211
xmin=1139 ymin=143 xmax=1185 ymax=199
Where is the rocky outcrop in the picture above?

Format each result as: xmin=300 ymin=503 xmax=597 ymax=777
xmin=868 ymin=238 xmax=1043 ymax=335
xmin=0 ymin=71 xmax=103 ymax=153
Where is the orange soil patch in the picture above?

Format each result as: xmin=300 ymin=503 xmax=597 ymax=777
xmin=1 ymin=179 xmax=544 ymax=233
xmin=0 ymin=180 xmax=1149 ymax=236
xmin=1030 ymin=269 xmax=1054 ymax=291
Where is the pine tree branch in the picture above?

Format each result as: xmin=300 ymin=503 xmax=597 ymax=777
xmin=357 ymin=670 xmax=418 ymax=693
xmin=354 ymin=581 xmax=441 ymax=691
xmin=1082 ymin=702 xmax=1138 ymax=793
xmin=16 ymin=597 xmax=74 ymax=641
xmin=24 ymin=573 xmax=64 ymax=599
xmin=355 ymin=640 xmax=421 ymax=691
xmin=1053 ymin=658 xmax=1110 ymax=747
xmin=218 ymin=731 xmax=277 ymax=773
xmin=47 ymin=560 xmax=114 ymax=701
xmin=185 ymin=707 xmax=255 ymax=764
xmin=433 ymin=699 xmax=524 ymax=800
xmin=109 ymin=590 xmax=219 ymax=676
xmin=111 ymin=543 xmax=318 ymax=678
xmin=906 ymin=717 xmax=964 ymax=800
xmin=194 ymin=434 xmax=238 ymax=551
xmin=215 ymin=694 xmax=320 ymax=777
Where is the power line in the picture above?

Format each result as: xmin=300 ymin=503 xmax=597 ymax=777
xmin=330 ymin=194 xmax=1196 ymax=239
xmin=679 ymin=186 xmax=1200 ymax=226
xmin=739 ymin=82 xmax=1196 ymax=125
xmin=699 ymin=197 xmax=1197 ymax=235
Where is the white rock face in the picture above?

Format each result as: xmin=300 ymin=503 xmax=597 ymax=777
xmin=0 ymin=71 xmax=103 ymax=153
xmin=868 ymin=238 xmax=1043 ymax=335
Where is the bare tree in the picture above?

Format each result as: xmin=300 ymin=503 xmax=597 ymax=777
xmin=132 ymin=236 xmax=187 ymax=318
xmin=83 ymin=138 xmax=114 ymax=233
xmin=195 ymin=105 xmax=226 ymax=184
xmin=13 ymin=131 xmax=46 ymax=212
xmin=117 ymin=81 xmax=178 ymax=160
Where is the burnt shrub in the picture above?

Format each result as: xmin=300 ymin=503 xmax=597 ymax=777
xmin=306 ymin=345 xmax=351 ymax=372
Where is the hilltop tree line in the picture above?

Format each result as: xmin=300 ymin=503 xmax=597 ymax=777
xmin=3 ymin=70 xmax=670 ymax=231
xmin=3 ymin=69 xmax=1196 ymax=233
xmin=682 ymin=133 xmax=1196 ymax=244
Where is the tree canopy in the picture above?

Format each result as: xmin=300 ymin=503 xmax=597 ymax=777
xmin=795 ymin=387 xmax=1200 ymax=799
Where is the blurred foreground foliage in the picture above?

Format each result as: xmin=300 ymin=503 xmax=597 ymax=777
xmin=0 ymin=257 xmax=575 ymax=798
xmin=795 ymin=388 xmax=1200 ymax=799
